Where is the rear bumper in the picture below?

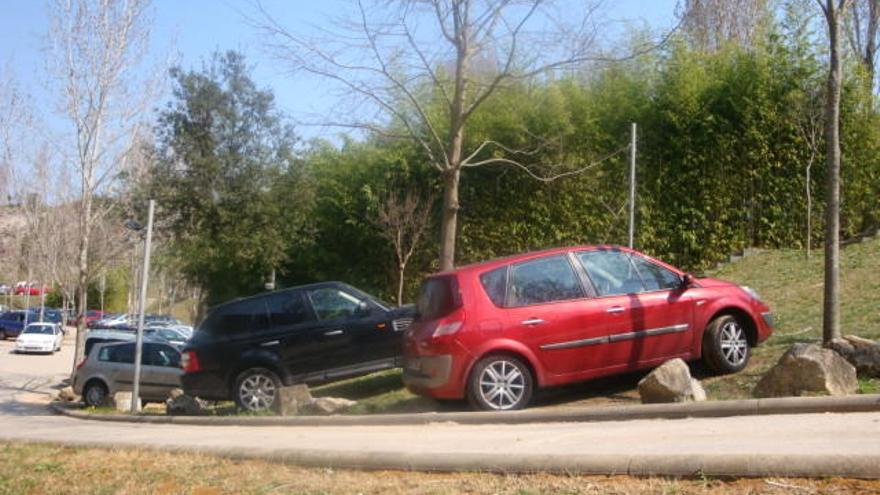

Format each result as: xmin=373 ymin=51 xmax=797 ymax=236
xmin=403 ymin=353 xmax=470 ymax=400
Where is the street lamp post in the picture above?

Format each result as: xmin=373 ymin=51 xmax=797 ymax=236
xmin=127 ymin=200 xmax=155 ymax=413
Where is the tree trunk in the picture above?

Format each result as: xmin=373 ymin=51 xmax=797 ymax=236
xmin=72 ymin=197 xmax=92 ymax=377
xmin=439 ymin=167 xmax=461 ymax=271
xmin=806 ymin=160 xmax=812 ymax=259
xmin=823 ymin=1 xmax=845 ymax=344
xmin=397 ymin=263 xmax=406 ymax=307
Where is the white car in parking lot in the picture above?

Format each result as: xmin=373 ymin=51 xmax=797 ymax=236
xmin=15 ymin=323 xmax=64 ymax=354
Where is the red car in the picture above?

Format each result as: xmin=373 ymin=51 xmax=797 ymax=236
xmin=403 ymin=245 xmax=773 ymax=411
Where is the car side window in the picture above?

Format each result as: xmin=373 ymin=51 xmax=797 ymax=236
xmin=210 ymin=298 xmax=269 ymax=336
xmin=509 ymin=255 xmax=584 ymax=307
xmin=630 ymin=255 xmax=682 ymax=291
xmin=308 ymin=288 xmax=362 ymax=321
xmin=144 ymin=344 xmax=180 ymax=367
xmin=266 ymin=291 xmax=311 ymax=328
xmin=576 ymin=250 xmax=646 ymax=296
xmin=104 ymin=343 xmax=135 ymax=364
xmin=480 ymin=266 xmax=508 ymax=307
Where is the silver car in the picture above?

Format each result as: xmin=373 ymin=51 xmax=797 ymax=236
xmin=73 ymin=340 xmax=183 ymax=407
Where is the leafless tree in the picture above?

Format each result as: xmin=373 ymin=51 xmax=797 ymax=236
xmin=252 ymin=0 xmax=672 ymax=270
xmin=797 ymin=86 xmax=824 ymax=259
xmin=370 ymin=189 xmax=434 ymax=306
xmin=846 ymin=0 xmax=879 ymax=86
xmin=676 ymin=0 xmax=773 ymax=52
xmin=45 ymin=0 xmax=159 ymax=372
xmin=818 ymin=0 xmax=854 ymax=344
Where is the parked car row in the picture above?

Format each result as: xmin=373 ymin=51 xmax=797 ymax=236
xmin=172 ymin=245 xmax=773 ymax=413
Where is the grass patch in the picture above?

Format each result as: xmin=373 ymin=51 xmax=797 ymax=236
xmin=858 ymin=378 xmax=880 ymax=395
xmin=312 ymin=369 xmax=446 ymax=415
xmin=0 ymin=442 xmax=877 ymax=494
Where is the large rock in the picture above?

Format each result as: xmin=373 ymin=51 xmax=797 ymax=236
xmin=638 ymin=358 xmax=706 ymax=404
xmin=277 ymin=384 xmax=314 ymax=416
xmin=308 ymin=397 xmax=357 ymax=415
xmin=113 ymin=391 xmax=141 ymax=412
xmin=828 ymin=335 xmax=880 ymax=378
xmin=165 ymin=392 xmax=203 ymax=416
xmin=56 ymin=386 xmax=78 ymax=402
xmin=753 ymin=343 xmax=858 ymax=398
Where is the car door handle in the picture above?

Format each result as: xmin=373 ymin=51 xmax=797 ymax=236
xmin=606 ymin=306 xmax=626 ymax=314
xmin=260 ymin=340 xmax=280 ymax=347
xmin=323 ymin=330 xmax=344 ymax=337
xmin=521 ymin=318 xmax=545 ymax=326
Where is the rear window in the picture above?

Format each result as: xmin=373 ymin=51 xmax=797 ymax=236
xmin=417 ymin=276 xmax=460 ymax=320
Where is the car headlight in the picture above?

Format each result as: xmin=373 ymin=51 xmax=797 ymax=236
xmin=741 ymin=286 xmax=761 ymax=301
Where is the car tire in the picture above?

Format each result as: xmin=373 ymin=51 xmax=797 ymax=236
xmin=233 ymin=367 xmax=282 ymax=413
xmin=702 ymin=314 xmax=751 ymax=374
xmin=0 ymin=330 xmax=6 ymax=340
xmin=467 ymin=354 xmax=534 ymax=411
xmin=83 ymin=380 xmax=109 ymax=407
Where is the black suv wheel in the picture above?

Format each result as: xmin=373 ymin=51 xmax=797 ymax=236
xmin=233 ymin=367 xmax=282 ymax=412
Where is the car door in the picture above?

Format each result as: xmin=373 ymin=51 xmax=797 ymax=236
xmin=103 ymin=343 xmax=136 ymax=392
xmin=574 ymin=249 xmax=694 ymax=368
xmin=304 ymin=287 xmax=392 ymax=372
xmin=140 ymin=343 xmax=182 ymax=400
xmin=500 ymin=254 xmax=607 ymax=376
xmin=264 ymin=290 xmax=351 ymax=379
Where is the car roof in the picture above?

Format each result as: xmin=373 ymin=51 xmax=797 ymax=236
xmin=430 ymin=245 xmax=634 ymax=278
xmin=208 ymin=281 xmax=366 ymax=311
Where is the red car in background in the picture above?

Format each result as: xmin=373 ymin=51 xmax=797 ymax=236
xmin=13 ymin=283 xmax=47 ymax=296
xmin=403 ymin=245 xmax=773 ymax=411
xmin=76 ymin=310 xmax=105 ymax=328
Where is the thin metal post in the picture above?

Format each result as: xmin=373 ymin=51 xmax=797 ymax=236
xmin=131 ymin=199 xmax=155 ymax=414
xmin=628 ymin=122 xmax=637 ymax=249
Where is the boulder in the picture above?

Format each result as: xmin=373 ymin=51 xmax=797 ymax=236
xmin=165 ymin=393 xmax=203 ymax=416
xmin=308 ymin=397 xmax=357 ymax=415
xmin=753 ymin=343 xmax=858 ymax=398
xmin=112 ymin=391 xmax=141 ymax=412
xmin=277 ymin=384 xmax=313 ymax=416
xmin=828 ymin=335 xmax=880 ymax=378
xmin=167 ymin=388 xmax=185 ymax=400
xmin=56 ymin=386 xmax=78 ymax=402
xmin=638 ymin=359 xmax=706 ymax=404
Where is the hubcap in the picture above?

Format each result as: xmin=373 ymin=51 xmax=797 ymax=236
xmin=86 ymin=386 xmax=104 ymax=406
xmin=720 ymin=321 xmax=748 ymax=366
xmin=238 ymin=374 xmax=276 ymax=411
xmin=478 ymin=360 xmax=526 ymax=410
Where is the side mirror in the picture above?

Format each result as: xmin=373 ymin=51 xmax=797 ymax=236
xmin=356 ymin=300 xmax=371 ymax=317
xmin=680 ymin=273 xmax=694 ymax=289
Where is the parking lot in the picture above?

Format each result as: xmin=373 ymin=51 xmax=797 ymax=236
xmin=0 ymin=328 xmax=75 ymax=413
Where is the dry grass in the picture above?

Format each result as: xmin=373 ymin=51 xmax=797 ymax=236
xmin=1 ymin=442 xmax=878 ymax=495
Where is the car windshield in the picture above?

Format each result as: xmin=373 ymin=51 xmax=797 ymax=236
xmin=24 ymin=325 xmax=54 ymax=335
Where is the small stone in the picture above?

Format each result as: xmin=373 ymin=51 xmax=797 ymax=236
xmin=753 ymin=343 xmax=858 ymax=398
xmin=167 ymin=388 xmax=185 ymax=400
xmin=277 ymin=385 xmax=312 ymax=416
xmin=638 ymin=358 xmax=706 ymax=404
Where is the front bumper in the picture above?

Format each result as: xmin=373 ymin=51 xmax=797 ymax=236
xmin=15 ymin=342 xmax=54 ymax=353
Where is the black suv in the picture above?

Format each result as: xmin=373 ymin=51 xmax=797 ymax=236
xmin=181 ymin=282 xmax=416 ymax=411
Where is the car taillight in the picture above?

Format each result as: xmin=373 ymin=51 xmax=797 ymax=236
xmin=182 ymin=351 xmax=200 ymax=373
xmin=432 ymin=320 xmax=464 ymax=338
xmin=76 ymin=356 xmax=87 ymax=370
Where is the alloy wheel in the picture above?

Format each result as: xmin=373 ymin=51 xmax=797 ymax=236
xmin=478 ymin=359 xmax=526 ymax=410
xmin=719 ymin=320 xmax=748 ymax=367
xmin=238 ymin=373 xmax=277 ymax=412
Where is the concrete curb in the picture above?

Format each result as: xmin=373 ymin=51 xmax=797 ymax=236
xmin=16 ymin=437 xmax=880 ymax=479
xmin=51 ymin=393 xmax=880 ymax=427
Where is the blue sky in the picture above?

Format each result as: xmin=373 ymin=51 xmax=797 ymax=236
xmin=1 ymin=0 xmax=678 ymax=141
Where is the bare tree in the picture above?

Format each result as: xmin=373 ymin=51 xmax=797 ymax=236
xmin=45 ymin=0 xmax=158 ymax=372
xmin=818 ymin=0 xmax=854 ymax=344
xmin=676 ymin=0 xmax=773 ymax=52
xmin=253 ymin=0 xmax=669 ymax=270
xmin=846 ymin=0 xmax=879 ymax=86
xmin=797 ymin=87 xmax=824 ymax=259
xmin=369 ymin=189 xmax=434 ymax=306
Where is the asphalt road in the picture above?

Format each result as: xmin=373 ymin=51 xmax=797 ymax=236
xmin=0 ymin=332 xmax=878 ymax=477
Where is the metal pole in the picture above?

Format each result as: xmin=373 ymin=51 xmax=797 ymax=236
xmin=628 ymin=122 xmax=637 ymax=249
xmin=131 ymin=199 xmax=155 ymax=414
